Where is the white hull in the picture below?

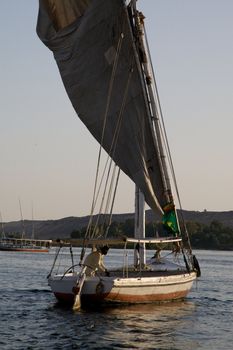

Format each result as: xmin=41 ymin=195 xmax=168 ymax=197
xmin=48 ymin=270 xmax=196 ymax=306
xmin=0 ymin=238 xmax=52 ymax=253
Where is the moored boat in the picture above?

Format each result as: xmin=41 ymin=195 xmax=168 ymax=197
xmin=0 ymin=204 xmax=52 ymax=253
xmin=0 ymin=237 xmax=52 ymax=253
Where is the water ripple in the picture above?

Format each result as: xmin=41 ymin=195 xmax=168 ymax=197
xmin=0 ymin=250 xmax=233 ymax=349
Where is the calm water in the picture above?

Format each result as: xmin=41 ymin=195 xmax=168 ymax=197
xmin=0 ymin=249 xmax=232 ymax=350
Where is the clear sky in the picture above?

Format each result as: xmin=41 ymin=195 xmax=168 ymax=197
xmin=0 ymin=0 xmax=233 ymax=222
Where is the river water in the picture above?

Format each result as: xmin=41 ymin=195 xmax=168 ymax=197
xmin=0 ymin=249 xmax=232 ymax=349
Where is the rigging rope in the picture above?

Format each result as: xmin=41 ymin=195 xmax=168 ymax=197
xmin=90 ymin=61 xmax=134 ymax=239
xmin=91 ymin=163 xmax=117 ymax=239
xmin=143 ymin=23 xmax=193 ymax=256
xmin=104 ymin=167 xmax=121 ymax=238
xmin=83 ymin=29 xmax=125 ymax=246
xmin=80 ymin=14 xmax=132 ymax=262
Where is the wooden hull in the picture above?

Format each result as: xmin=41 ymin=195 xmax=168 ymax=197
xmin=49 ymin=271 xmax=196 ymax=306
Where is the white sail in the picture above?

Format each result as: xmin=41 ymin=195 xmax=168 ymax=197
xmin=37 ymin=0 xmax=172 ymax=216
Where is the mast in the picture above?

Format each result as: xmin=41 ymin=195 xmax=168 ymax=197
xmin=19 ymin=199 xmax=26 ymax=239
xmin=0 ymin=212 xmax=6 ymax=239
xmin=129 ymin=0 xmax=181 ymax=265
xmin=31 ymin=202 xmax=35 ymax=239
xmin=129 ymin=0 xmax=171 ymax=266
xmin=130 ymin=3 xmax=199 ymax=272
xmin=131 ymin=5 xmax=173 ymax=206
xmin=134 ymin=187 xmax=145 ymax=268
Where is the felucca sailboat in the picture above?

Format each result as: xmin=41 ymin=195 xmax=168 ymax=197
xmin=37 ymin=0 xmax=200 ymax=308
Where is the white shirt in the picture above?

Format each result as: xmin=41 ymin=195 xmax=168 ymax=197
xmin=83 ymin=251 xmax=106 ymax=276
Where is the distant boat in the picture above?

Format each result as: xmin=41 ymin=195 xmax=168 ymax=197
xmin=0 ymin=203 xmax=52 ymax=253
xmin=37 ymin=0 xmax=200 ymax=308
xmin=0 ymin=237 xmax=52 ymax=253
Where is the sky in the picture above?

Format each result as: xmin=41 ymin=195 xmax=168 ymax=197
xmin=0 ymin=0 xmax=233 ymax=222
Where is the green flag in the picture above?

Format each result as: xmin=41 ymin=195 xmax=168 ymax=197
xmin=162 ymin=204 xmax=180 ymax=236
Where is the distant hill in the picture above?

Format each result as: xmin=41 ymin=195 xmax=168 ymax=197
xmin=1 ymin=209 xmax=233 ymax=240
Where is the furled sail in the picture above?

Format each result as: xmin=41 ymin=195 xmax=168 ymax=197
xmin=37 ymin=0 xmax=171 ymax=215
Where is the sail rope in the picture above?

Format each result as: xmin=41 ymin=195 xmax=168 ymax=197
xmin=104 ymin=167 xmax=121 ymax=238
xmin=135 ymin=16 xmax=195 ymax=272
xmin=95 ymin=164 xmax=118 ymax=238
xmin=103 ymin=165 xmax=118 ymax=222
xmin=143 ymin=9 xmax=200 ymax=275
xmin=90 ymin=163 xmax=117 ymax=239
xmin=80 ymin=15 xmax=133 ymax=262
xmin=92 ymin=59 xmax=134 ymax=238
xmin=91 ymin=165 xmax=119 ymax=239
xmin=89 ymin=61 xmax=134 ymax=239
xmin=143 ymin=24 xmax=193 ymax=251
xmin=83 ymin=30 xmax=125 ymax=246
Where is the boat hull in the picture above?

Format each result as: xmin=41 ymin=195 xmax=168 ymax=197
xmin=0 ymin=238 xmax=52 ymax=253
xmin=0 ymin=247 xmax=49 ymax=253
xmin=49 ymin=271 xmax=196 ymax=306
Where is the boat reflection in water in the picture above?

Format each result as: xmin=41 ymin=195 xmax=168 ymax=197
xmin=54 ymin=300 xmax=198 ymax=349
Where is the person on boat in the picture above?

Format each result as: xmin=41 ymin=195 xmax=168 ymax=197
xmin=83 ymin=245 xmax=110 ymax=277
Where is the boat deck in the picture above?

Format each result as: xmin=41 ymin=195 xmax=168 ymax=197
xmin=99 ymin=268 xmax=189 ymax=279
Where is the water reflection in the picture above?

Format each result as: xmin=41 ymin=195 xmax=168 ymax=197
xmin=2 ymin=250 xmax=232 ymax=349
xmin=93 ymin=300 xmax=196 ymax=316
xmin=101 ymin=302 xmax=197 ymax=349
xmin=50 ymin=301 xmax=198 ymax=350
